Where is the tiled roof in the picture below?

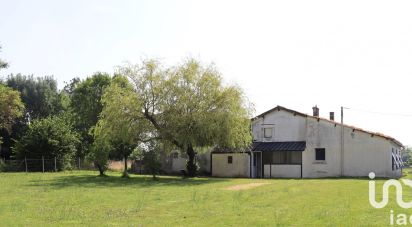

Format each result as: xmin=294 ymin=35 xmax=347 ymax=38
xmin=252 ymin=141 xmax=306 ymax=152
xmin=252 ymin=105 xmax=403 ymax=147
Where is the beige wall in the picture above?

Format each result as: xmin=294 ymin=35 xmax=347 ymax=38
xmin=253 ymin=109 xmax=403 ymax=179
xmin=302 ymin=118 xmax=342 ymax=178
xmin=212 ymin=153 xmax=250 ymax=177
xmin=252 ymin=110 xmax=307 ymax=142
xmin=303 ymin=117 xmax=402 ymax=178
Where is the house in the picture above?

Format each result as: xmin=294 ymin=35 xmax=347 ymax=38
xmin=211 ymin=105 xmax=404 ymax=178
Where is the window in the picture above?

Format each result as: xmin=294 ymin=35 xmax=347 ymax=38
xmin=172 ymin=153 xmax=179 ymax=159
xmin=392 ymin=156 xmax=395 ymax=171
xmin=228 ymin=156 xmax=233 ymax=164
xmin=315 ymin=148 xmax=326 ymax=161
xmin=264 ymin=128 xmax=272 ymax=138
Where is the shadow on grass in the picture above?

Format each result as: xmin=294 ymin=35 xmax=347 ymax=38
xmin=25 ymin=173 xmax=229 ymax=189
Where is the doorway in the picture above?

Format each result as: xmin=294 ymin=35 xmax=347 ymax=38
xmin=253 ymin=151 xmax=262 ymax=178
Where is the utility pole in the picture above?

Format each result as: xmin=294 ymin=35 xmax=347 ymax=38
xmin=341 ymin=106 xmax=344 ymax=176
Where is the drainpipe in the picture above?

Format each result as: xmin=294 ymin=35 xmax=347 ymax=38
xmin=341 ymin=106 xmax=344 ymax=176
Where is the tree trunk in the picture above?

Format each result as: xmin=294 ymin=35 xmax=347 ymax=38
xmin=122 ymin=154 xmax=129 ymax=178
xmin=186 ymin=144 xmax=197 ymax=177
xmin=95 ymin=162 xmax=105 ymax=176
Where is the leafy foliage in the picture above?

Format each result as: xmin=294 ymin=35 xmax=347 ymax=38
xmin=13 ymin=115 xmax=80 ymax=170
xmin=2 ymin=74 xmax=64 ymax=158
xmin=87 ymin=136 xmax=110 ymax=176
xmin=70 ymin=73 xmax=112 ymax=156
xmin=135 ymin=141 xmax=162 ymax=179
xmin=402 ymin=147 xmax=412 ymax=166
xmin=92 ymin=76 xmax=150 ymax=176
xmin=0 ymin=45 xmax=8 ymax=70
xmin=0 ymin=84 xmax=24 ymax=144
xmin=6 ymin=74 xmax=63 ymax=121
xmin=117 ymin=58 xmax=253 ymax=176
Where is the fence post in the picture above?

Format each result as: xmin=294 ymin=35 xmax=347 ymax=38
xmin=42 ymin=156 xmax=44 ymax=173
xmin=54 ymin=157 xmax=57 ymax=172
xmin=78 ymin=157 xmax=81 ymax=170
xmin=25 ymin=157 xmax=28 ymax=172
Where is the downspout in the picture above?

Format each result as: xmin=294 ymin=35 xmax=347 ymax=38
xmin=301 ymin=115 xmax=305 ymax=179
xmin=341 ymin=106 xmax=344 ymax=176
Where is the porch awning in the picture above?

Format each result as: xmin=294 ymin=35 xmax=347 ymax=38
xmin=252 ymin=141 xmax=306 ymax=152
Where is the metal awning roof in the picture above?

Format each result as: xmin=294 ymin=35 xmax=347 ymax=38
xmin=252 ymin=141 xmax=306 ymax=152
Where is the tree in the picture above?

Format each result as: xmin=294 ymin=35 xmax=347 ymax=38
xmin=133 ymin=141 xmax=161 ymax=179
xmin=117 ymin=58 xmax=253 ymax=177
xmin=2 ymin=74 xmax=64 ymax=158
xmin=92 ymin=76 xmax=151 ymax=177
xmin=13 ymin=115 xmax=80 ymax=170
xmin=0 ymin=45 xmax=8 ymax=70
xmin=6 ymin=74 xmax=63 ymax=121
xmin=70 ymin=73 xmax=112 ymax=157
xmin=0 ymin=84 xmax=24 ymax=146
xmin=88 ymin=132 xmax=110 ymax=176
xmin=402 ymin=146 xmax=412 ymax=166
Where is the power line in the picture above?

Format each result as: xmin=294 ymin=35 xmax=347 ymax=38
xmin=345 ymin=107 xmax=412 ymax=117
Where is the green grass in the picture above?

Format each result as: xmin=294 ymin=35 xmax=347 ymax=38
xmin=1 ymin=170 xmax=412 ymax=226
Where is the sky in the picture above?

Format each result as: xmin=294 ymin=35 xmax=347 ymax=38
xmin=1 ymin=0 xmax=412 ymax=145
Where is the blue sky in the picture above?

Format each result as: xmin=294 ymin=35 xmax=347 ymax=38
xmin=1 ymin=0 xmax=412 ymax=145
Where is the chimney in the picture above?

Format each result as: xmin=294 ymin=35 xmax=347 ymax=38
xmin=312 ymin=105 xmax=319 ymax=117
xmin=329 ymin=112 xmax=334 ymax=121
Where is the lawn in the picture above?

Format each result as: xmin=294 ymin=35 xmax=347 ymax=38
xmin=1 ymin=170 xmax=412 ymax=226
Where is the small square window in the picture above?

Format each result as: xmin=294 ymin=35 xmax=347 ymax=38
xmin=315 ymin=148 xmax=325 ymax=161
xmin=264 ymin=128 xmax=272 ymax=138
xmin=228 ymin=156 xmax=233 ymax=164
xmin=172 ymin=153 xmax=179 ymax=159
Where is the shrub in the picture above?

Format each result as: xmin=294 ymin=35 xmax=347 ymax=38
xmin=13 ymin=115 xmax=80 ymax=170
xmin=134 ymin=142 xmax=161 ymax=179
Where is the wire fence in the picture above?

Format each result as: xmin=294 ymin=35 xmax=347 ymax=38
xmin=0 ymin=157 xmax=94 ymax=172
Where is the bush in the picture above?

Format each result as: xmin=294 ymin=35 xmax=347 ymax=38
xmin=13 ymin=115 xmax=80 ymax=170
xmin=86 ymin=143 xmax=109 ymax=176
xmin=133 ymin=142 xmax=161 ymax=178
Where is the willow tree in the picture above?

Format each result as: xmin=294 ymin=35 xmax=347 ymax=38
xmin=118 ymin=58 xmax=253 ymax=177
xmin=92 ymin=76 xmax=152 ymax=177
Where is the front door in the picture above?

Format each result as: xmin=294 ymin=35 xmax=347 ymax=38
xmin=253 ymin=152 xmax=262 ymax=178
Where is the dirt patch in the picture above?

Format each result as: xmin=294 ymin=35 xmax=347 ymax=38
xmin=225 ymin=182 xmax=269 ymax=191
